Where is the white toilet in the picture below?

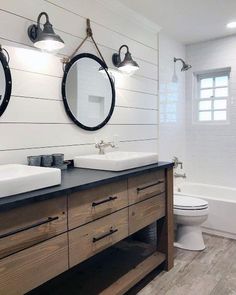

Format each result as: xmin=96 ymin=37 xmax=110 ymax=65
xmin=174 ymin=195 xmax=209 ymax=251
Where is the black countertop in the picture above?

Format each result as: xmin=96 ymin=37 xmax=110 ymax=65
xmin=0 ymin=162 xmax=173 ymax=212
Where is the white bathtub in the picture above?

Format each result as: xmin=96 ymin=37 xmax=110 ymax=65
xmin=175 ymin=182 xmax=236 ymax=239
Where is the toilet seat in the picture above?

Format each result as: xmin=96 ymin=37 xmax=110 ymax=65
xmin=174 ymin=206 xmax=208 ymax=217
xmin=174 ymin=195 xmax=208 ymax=210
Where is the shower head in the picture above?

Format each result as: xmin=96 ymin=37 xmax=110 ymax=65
xmin=182 ymin=63 xmax=192 ymax=71
xmin=174 ymin=57 xmax=192 ymax=72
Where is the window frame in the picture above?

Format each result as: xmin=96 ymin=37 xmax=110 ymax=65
xmin=193 ymin=69 xmax=230 ymax=125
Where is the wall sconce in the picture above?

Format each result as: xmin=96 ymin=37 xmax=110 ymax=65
xmin=112 ymin=45 xmax=139 ymax=76
xmin=28 ymin=12 xmax=64 ymax=52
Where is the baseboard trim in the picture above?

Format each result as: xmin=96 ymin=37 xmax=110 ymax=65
xmin=202 ymin=227 xmax=236 ymax=240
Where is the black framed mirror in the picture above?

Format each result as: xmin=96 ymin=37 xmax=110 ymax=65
xmin=0 ymin=47 xmax=12 ymax=117
xmin=62 ymin=53 xmax=115 ymax=131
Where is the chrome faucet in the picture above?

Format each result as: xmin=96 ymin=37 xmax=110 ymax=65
xmin=95 ymin=140 xmax=115 ymax=155
xmin=174 ymin=172 xmax=186 ymax=179
xmin=173 ymin=156 xmax=183 ymax=169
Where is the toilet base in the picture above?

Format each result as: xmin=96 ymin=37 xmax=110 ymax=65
xmin=175 ymin=225 xmax=205 ymax=251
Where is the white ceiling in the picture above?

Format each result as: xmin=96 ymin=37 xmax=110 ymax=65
xmin=118 ymin=0 xmax=236 ymax=44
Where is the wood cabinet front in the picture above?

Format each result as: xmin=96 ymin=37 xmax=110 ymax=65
xmin=129 ymin=194 xmax=166 ymax=235
xmin=69 ymin=208 xmax=129 ymax=267
xmin=128 ymin=171 xmax=165 ymax=205
xmin=0 ymin=197 xmax=67 ymax=259
xmin=0 ymin=233 xmax=68 ymax=295
xmin=68 ymin=181 xmax=128 ymax=230
xmin=0 ymin=166 xmax=173 ymax=294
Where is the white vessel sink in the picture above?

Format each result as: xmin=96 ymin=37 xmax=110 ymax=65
xmin=0 ymin=164 xmax=61 ymax=198
xmin=74 ymin=151 xmax=159 ymax=171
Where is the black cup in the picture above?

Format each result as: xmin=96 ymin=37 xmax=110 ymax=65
xmin=52 ymin=153 xmax=64 ymax=166
xmin=41 ymin=155 xmax=53 ymax=167
xmin=27 ymin=155 xmax=41 ymax=166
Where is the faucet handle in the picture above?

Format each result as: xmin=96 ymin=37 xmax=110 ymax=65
xmin=95 ymin=139 xmax=104 ymax=147
xmin=172 ymin=156 xmax=178 ymax=168
xmin=173 ymin=156 xmax=178 ymax=162
xmin=172 ymin=156 xmax=183 ymax=169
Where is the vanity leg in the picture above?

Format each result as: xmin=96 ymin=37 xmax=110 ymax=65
xmin=156 ymin=167 xmax=174 ymax=271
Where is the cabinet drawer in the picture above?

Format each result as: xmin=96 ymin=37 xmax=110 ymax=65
xmin=68 ymin=181 xmax=128 ymax=230
xmin=129 ymin=194 xmax=166 ymax=235
xmin=69 ymin=208 xmax=128 ymax=267
xmin=0 ymin=233 xmax=68 ymax=295
xmin=0 ymin=197 xmax=67 ymax=259
xmin=128 ymin=171 xmax=165 ymax=204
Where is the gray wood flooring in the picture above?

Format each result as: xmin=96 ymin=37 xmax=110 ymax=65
xmin=138 ymin=234 xmax=236 ymax=295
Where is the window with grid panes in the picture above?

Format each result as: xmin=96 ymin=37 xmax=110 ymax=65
xmin=197 ymin=71 xmax=229 ymax=122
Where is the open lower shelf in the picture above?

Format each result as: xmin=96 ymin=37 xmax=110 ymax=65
xmin=101 ymin=250 xmax=165 ymax=295
xmin=28 ymin=237 xmax=166 ymax=295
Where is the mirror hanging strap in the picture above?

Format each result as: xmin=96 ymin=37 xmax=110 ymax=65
xmin=62 ymin=19 xmax=108 ymax=69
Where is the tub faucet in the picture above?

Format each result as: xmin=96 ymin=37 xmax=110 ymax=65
xmin=174 ymin=172 xmax=186 ymax=179
xmin=173 ymin=156 xmax=183 ymax=169
xmin=95 ymin=140 xmax=115 ymax=155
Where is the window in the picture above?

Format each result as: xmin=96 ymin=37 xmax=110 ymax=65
xmin=196 ymin=70 xmax=230 ymax=122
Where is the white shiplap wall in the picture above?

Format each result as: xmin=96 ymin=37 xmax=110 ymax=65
xmin=0 ymin=0 xmax=160 ymax=164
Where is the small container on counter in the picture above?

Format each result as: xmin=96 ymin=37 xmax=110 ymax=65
xmin=41 ymin=155 xmax=53 ymax=167
xmin=52 ymin=153 xmax=64 ymax=166
xmin=27 ymin=155 xmax=41 ymax=166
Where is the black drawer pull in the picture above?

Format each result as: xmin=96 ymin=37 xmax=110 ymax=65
xmin=93 ymin=228 xmax=118 ymax=243
xmin=92 ymin=196 xmax=117 ymax=207
xmin=137 ymin=180 xmax=164 ymax=193
xmin=0 ymin=216 xmax=59 ymax=239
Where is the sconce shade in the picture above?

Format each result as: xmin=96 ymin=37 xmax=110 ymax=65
xmin=28 ymin=12 xmax=64 ymax=52
xmin=112 ymin=45 xmax=139 ymax=75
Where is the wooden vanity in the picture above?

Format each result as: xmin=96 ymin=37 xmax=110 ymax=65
xmin=0 ymin=163 xmax=173 ymax=295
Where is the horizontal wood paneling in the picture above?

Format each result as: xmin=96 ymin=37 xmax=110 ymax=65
xmin=7 ymin=46 xmax=63 ymax=77
xmin=46 ymin=0 xmax=159 ymax=49
xmin=5 ymin=41 xmax=158 ymax=81
xmin=0 ymin=0 xmax=159 ymax=50
xmin=11 ymin=70 xmax=61 ymax=100
xmin=0 ymin=97 xmax=157 ymax=124
xmin=120 ymin=139 xmax=158 ymax=153
xmin=110 ymin=107 xmax=158 ymax=125
xmin=0 ymin=7 xmax=158 ymax=65
xmin=0 ymin=0 xmax=159 ymax=164
xmin=0 ymin=124 xmax=158 ymax=150
xmin=116 ymin=89 xmax=158 ymax=110
xmin=0 ymin=140 xmax=159 ymax=165
xmin=10 ymin=61 xmax=157 ymax=97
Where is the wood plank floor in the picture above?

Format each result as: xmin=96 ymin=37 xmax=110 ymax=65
xmin=138 ymin=234 xmax=236 ymax=295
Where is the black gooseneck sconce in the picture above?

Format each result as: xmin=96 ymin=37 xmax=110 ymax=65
xmin=112 ymin=45 xmax=139 ymax=76
xmin=28 ymin=12 xmax=65 ymax=52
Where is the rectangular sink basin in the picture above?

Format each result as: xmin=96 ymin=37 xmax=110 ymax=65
xmin=0 ymin=164 xmax=61 ymax=198
xmin=74 ymin=151 xmax=159 ymax=171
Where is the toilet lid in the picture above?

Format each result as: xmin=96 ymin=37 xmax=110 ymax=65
xmin=174 ymin=195 xmax=208 ymax=210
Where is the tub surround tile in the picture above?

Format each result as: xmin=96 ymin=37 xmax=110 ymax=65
xmin=186 ymin=35 xmax=236 ymax=188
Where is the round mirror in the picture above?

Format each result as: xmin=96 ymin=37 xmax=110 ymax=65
xmin=0 ymin=49 xmax=12 ymax=117
xmin=62 ymin=53 xmax=115 ymax=131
